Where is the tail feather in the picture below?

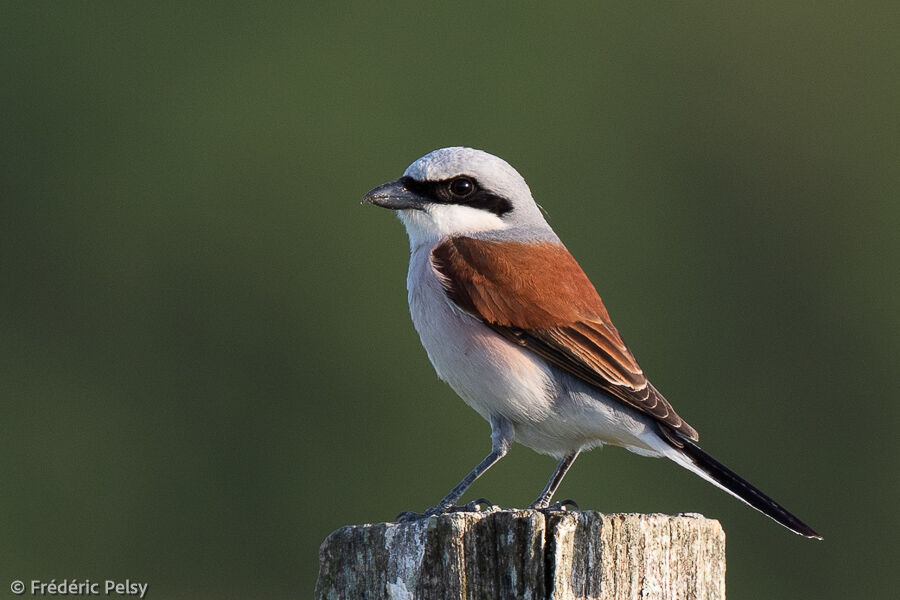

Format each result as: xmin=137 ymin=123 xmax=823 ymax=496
xmin=675 ymin=438 xmax=822 ymax=539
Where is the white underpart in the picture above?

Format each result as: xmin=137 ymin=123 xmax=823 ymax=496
xmin=404 ymin=238 xmax=668 ymax=459
xmin=406 ymin=242 xmax=553 ymax=425
xmin=399 ymin=204 xmax=507 ymax=250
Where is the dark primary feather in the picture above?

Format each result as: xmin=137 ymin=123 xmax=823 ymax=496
xmin=679 ymin=438 xmax=823 ymax=538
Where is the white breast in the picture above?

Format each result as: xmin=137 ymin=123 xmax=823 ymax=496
xmin=405 ymin=244 xmax=556 ymax=425
xmin=403 ymin=242 xmax=664 ymax=460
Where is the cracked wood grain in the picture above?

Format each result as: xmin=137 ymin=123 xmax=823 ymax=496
xmin=315 ymin=510 xmax=725 ymax=600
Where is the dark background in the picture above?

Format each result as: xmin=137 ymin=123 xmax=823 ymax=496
xmin=2 ymin=2 xmax=898 ymax=598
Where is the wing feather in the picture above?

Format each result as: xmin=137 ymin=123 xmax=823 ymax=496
xmin=431 ymin=236 xmax=699 ymax=442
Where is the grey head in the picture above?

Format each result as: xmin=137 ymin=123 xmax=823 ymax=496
xmin=363 ymin=147 xmax=559 ymax=249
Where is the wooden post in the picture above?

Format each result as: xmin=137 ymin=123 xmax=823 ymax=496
xmin=315 ymin=510 xmax=726 ymax=600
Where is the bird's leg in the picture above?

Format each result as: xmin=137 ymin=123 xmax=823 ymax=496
xmin=529 ymin=450 xmax=580 ymax=510
xmin=397 ymin=416 xmax=513 ymax=521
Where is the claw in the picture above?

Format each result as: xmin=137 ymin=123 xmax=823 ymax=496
xmin=456 ymin=498 xmax=493 ymax=513
xmin=395 ymin=510 xmax=426 ymax=522
xmin=530 ymin=498 xmax=579 ymax=512
xmin=546 ymin=498 xmax=579 ymax=511
xmin=395 ymin=498 xmax=495 ymax=522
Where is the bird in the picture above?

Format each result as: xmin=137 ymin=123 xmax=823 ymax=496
xmin=362 ymin=146 xmax=821 ymax=539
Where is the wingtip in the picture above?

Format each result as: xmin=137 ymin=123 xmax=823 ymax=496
xmin=797 ymin=526 xmax=824 ymax=541
xmin=677 ymin=439 xmax=823 ymax=541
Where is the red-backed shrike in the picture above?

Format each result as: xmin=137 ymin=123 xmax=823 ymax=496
xmin=363 ymin=147 xmax=820 ymax=538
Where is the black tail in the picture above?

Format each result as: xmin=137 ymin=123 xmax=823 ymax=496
xmin=679 ymin=438 xmax=822 ymax=539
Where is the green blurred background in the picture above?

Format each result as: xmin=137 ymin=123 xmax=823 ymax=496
xmin=2 ymin=2 xmax=898 ymax=598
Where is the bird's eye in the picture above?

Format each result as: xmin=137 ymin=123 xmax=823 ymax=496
xmin=448 ymin=177 xmax=475 ymax=198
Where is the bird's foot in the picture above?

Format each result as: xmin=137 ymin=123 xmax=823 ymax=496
xmin=530 ymin=498 xmax=579 ymax=512
xmin=396 ymin=498 xmax=494 ymax=522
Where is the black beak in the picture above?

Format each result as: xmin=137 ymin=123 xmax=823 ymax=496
xmin=362 ymin=178 xmax=425 ymax=211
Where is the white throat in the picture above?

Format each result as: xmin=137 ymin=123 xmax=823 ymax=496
xmin=398 ymin=204 xmax=507 ymax=250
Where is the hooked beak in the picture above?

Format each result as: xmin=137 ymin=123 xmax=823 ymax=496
xmin=362 ymin=178 xmax=425 ymax=211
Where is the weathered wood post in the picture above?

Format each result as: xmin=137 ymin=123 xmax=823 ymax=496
xmin=315 ymin=510 xmax=726 ymax=600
